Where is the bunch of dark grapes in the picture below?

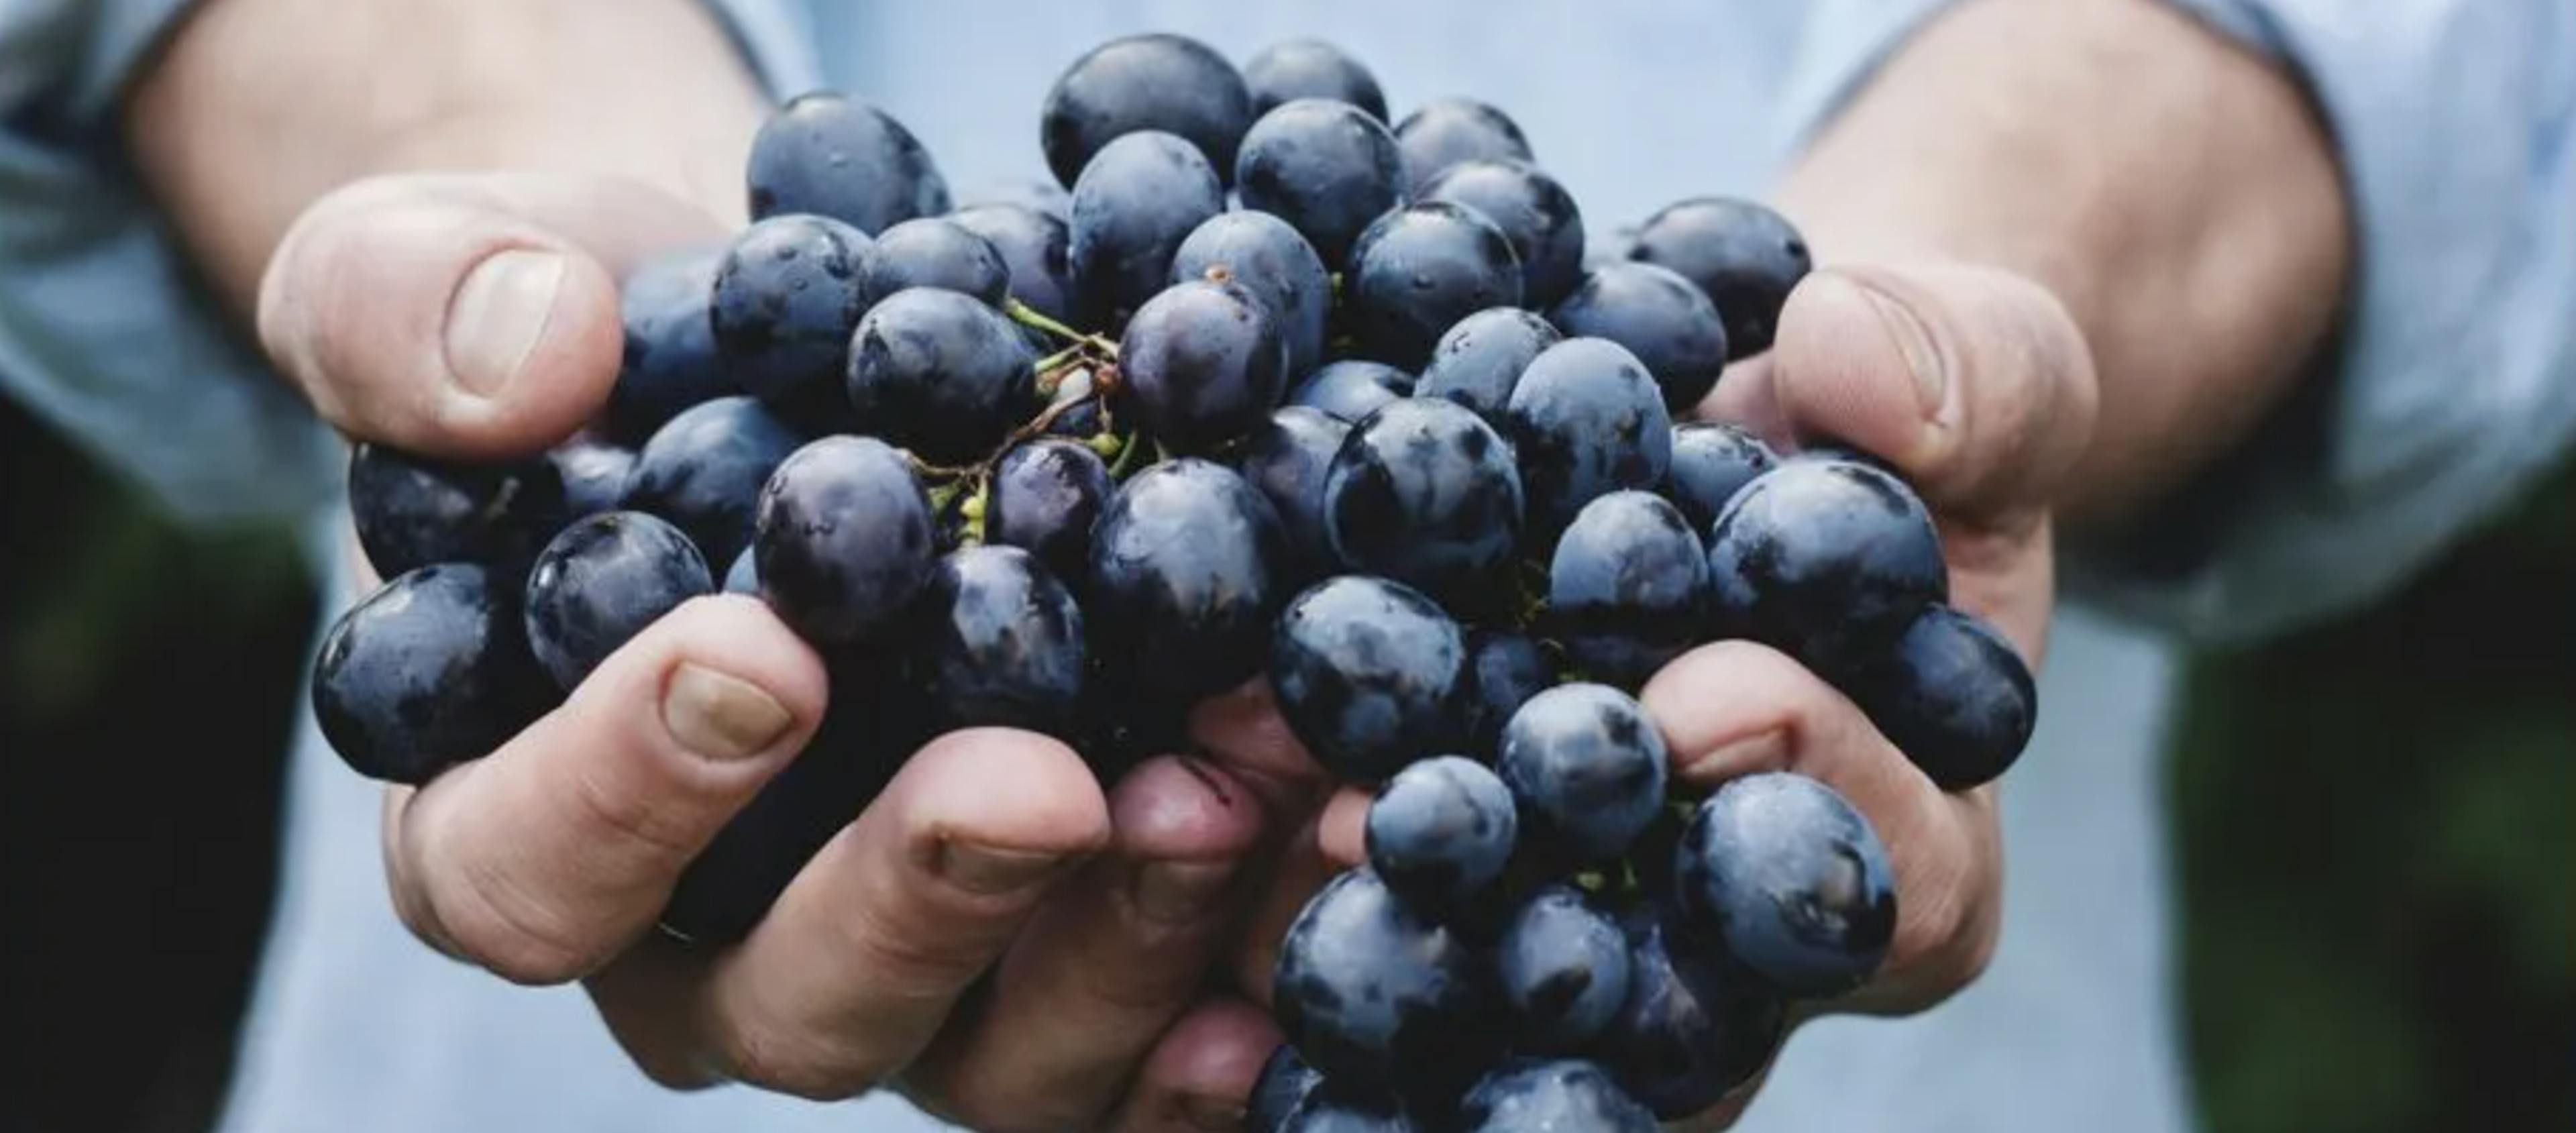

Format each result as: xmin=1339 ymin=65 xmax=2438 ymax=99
xmin=311 ymin=33 xmax=2041 ymax=1128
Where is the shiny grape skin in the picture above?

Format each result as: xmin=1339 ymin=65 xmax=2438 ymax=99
xmin=948 ymin=203 xmax=1079 ymax=323
xmin=311 ymin=564 xmax=548 ymax=786
xmin=523 ymin=511 xmax=714 ymax=690
xmin=1704 ymin=457 xmax=1947 ymax=673
xmin=865 ymin=217 xmax=1010 ymax=305
xmin=1278 ymin=1092 xmax=1416 ymax=1133
xmin=1549 ymin=262 xmax=1730 ymax=413
xmin=1495 ymin=683 xmax=1668 ymax=865
xmin=1500 ymin=337 xmax=1674 ymax=543
xmin=1321 ymin=397 xmax=1523 ymax=610
xmin=1287 ymin=360 xmax=1413 ymax=424
xmin=1067 ymin=131 xmax=1228 ymax=324
xmin=1457 ymin=1059 xmax=1657 ymax=1132
xmin=746 ymin=91 xmax=950 ymax=234
xmin=1848 ymin=604 xmax=2038 ymax=790
xmin=710 ymin=214 xmax=878 ymax=408
xmin=1392 ymin=97 xmax=1535 ymax=193
xmin=1460 ymin=629 xmax=1552 ymax=759
xmin=1418 ymin=160 xmax=1586 ymax=308
xmin=1249 ymin=1044 xmax=1326 ymax=1133
xmin=1171 ymin=210 xmax=1332 ymax=377
xmin=919 ymin=545 xmax=1087 ymax=737
xmin=348 ymin=442 xmax=567 ymax=579
xmin=721 ymin=547 xmax=757 ymax=596
xmin=986 ymin=438 xmax=1114 ymax=584
xmin=621 ymin=395 xmax=804 ymax=570
xmin=1548 ymin=490 xmax=1711 ymax=689
xmin=608 ymin=247 xmax=733 ymax=444
xmin=955 ymin=177 xmax=1071 ymax=223
xmin=1235 ymin=406 xmax=1352 ymax=582
xmin=1672 ymin=772 xmax=1898 ymax=999
xmin=1271 ymin=868 xmax=1497 ymax=1093
xmin=548 ymin=440 xmax=635 ymax=521
xmin=1041 ymin=33 xmax=1252 ymax=188
xmin=1345 ymin=202 xmax=1525 ymax=368
xmin=1367 ymin=755 xmax=1518 ymax=911
xmin=845 ymin=287 xmax=1038 ymax=464
xmin=1665 ymin=421 xmax=1778 ymax=533
xmin=1236 ymin=98 xmax=1405 ymax=265
xmin=1597 ymin=908 xmax=1788 ymax=1119
xmin=1270 ymin=575 xmax=1468 ymax=783
xmin=1494 ymin=887 xmax=1633 ymax=1055
xmin=751 ymin=436 xmax=936 ymax=647
xmin=1627 ymin=197 xmax=1812 ymax=357
xmin=1243 ymin=38 xmax=1388 ymax=121
xmin=1417 ymin=307 xmax=1561 ymax=424
xmin=1086 ymin=459 xmax=1291 ymax=704
xmin=1115 ymin=278 xmax=1289 ymax=453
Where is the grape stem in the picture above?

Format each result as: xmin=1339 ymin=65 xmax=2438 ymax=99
xmin=1006 ymin=298 xmax=1120 ymax=357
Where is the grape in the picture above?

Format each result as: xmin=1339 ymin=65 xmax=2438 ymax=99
xmin=920 ymin=545 xmax=1087 ymax=737
xmin=1849 ymin=604 xmax=2037 ymax=790
xmin=1417 ymin=307 xmax=1560 ymax=423
xmin=1041 ymin=34 xmax=1252 ymax=188
xmin=1501 ymin=338 xmax=1673 ymax=541
xmin=1628 ymin=197 xmax=1811 ymax=357
xmin=846 ymin=288 xmax=1038 ymax=464
xmin=1495 ymin=684 xmax=1667 ymax=865
xmin=955 ymin=177 xmax=1071 ymax=222
xmin=1287 ymin=360 xmax=1413 ymax=423
xmin=1087 ymin=460 xmax=1289 ymax=703
xmin=1458 ymin=1059 xmax=1656 ymax=1132
xmin=608 ymin=247 xmax=733 ymax=443
xmin=523 ymin=511 xmax=714 ymax=690
xmin=1068 ymin=131 xmax=1226 ymax=323
xmin=1279 ymin=1091 xmax=1415 ymax=1132
xmin=1172 ymin=210 xmax=1332 ymax=376
xmin=1393 ymin=98 xmax=1534 ymax=192
xmin=1548 ymin=490 xmax=1710 ymax=688
xmin=747 ymin=91 xmax=949 ymax=233
xmin=710 ymin=214 xmax=878 ymax=407
xmin=1494 ymin=887 xmax=1633 ymax=1054
xmin=1705 ymin=457 xmax=1945 ymax=672
xmin=1273 ymin=869 xmax=1496 ymax=1091
xmin=623 ymin=395 xmax=804 ymax=569
xmin=948 ymin=203 xmax=1078 ymax=322
xmin=1418 ymin=160 xmax=1585 ymax=307
xmin=1235 ymin=406 xmax=1352 ymax=581
xmin=1250 ymin=1044 xmax=1326 ymax=1133
xmin=1367 ymin=756 xmax=1517 ymax=910
xmin=1550 ymin=262 xmax=1729 ymax=413
xmin=1236 ymin=98 xmax=1404 ymax=264
xmin=865 ymin=217 xmax=1010 ymax=305
xmin=1673 ymin=772 xmax=1897 ymax=999
xmin=1346 ymin=203 xmax=1524 ymax=368
xmin=1271 ymin=575 xmax=1466 ymax=782
xmin=549 ymin=440 xmax=635 ymax=521
xmin=1460 ymin=629 xmax=1551 ymax=759
xmin=721 ymin=547 xmax=757 ymax=596
xmin=1115 ymin=278 xmax=1289 ymax=452
xmin=752 ymin=436 xmax=936 ymax=646
xmin=1598 ymin=908 xmax=1786 ymax=1119
xmin=986 ymin=438 xmax=1113 ymax=584
xmin=1244 ymin=39 xmax=1388 ymax=121
xmin=349 ymin=443 xmax=566 ymax=579
xmin=1664 ymin=421 xmax=1777 ymax=532
xmin=1321 ymin=397 xmax=1523 ymax=609
xmin=311 ymin=564 xmax=548 ymax=784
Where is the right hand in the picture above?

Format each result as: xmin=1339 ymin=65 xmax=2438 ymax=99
xmin=264 ymin=171 xmax=1288 ymax=1131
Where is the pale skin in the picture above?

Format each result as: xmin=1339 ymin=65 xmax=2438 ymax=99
xmin=125 ymin=0 xmax=2346 ymax=1127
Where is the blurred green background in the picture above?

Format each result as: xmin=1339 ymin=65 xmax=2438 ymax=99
xmin=0 ymin=395 xmax=2566 ymax=1132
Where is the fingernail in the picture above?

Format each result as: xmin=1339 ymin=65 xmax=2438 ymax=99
xmin=1841 ymin=276 xmax=1946 ymax=417
xmin=1128 ymin=859 xmax=1238 ymax=925
xmin=661 ymin=662 xmax=793 ymax=762
xmin=445 ymin=249 xmax=566 ymax=397
xmin=1179 ymin=1095 xmax=1247 ymax=1130
xmin=1684 ymin=729 xmax=1790 ymax=783
xmin=938 ymin=842 xmax=1069 ymax=896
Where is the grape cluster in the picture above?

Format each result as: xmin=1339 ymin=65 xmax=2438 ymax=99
xmin=309 ymin=32 xmax=2043 ymax=1127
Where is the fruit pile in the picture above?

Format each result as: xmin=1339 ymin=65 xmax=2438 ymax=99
xmin=310 ymin=32 xmax=2040 ymax=1130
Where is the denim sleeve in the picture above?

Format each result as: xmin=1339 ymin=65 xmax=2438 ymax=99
xmin=1772 ymin=0 xmax=2576 ymax=643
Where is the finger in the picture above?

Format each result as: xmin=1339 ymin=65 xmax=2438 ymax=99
xmin=1187 ymin=679 xmax=1334 ymax=816
xmin=384 ymin=594 xmax=827 ymax=984
xmin=1231 ymin=810 xmax=1343 ymax=1008
xmin=686 ymin=729 xmax=1111 ymax=1099
xmin=1316 ymin=786 xmax=1369 ymax=869
xmin=1107 ymin=997 xmax=1285 ymax=1133
xmin=258 ymin=171 xmax=724 ymax=458
xmin=904 ymin=757 xmax=1269 ymax=1131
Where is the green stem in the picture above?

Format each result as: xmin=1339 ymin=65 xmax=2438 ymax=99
xmin=1006 ymin=298 xmax=1118 ymax=356
xmin=1106 ymin=431 xmax=1148 ymax=478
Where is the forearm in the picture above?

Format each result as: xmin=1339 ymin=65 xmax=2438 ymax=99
xmin=124 ymin=0 xmax=771 ymax=311
xmin=1777 ymin=0 xmax=2350 ymax=522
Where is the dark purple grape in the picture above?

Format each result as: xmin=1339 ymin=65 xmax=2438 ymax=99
xmin=1367 ymin=756 xmax=1517 ymax=910
xmin=1271 ymin=575 xmax=1466 ymax=782
xmin=608 ymin=247 xmax=733 ymax=444
xmin=1321 ymin=397 xmax=1522 ymax=609
xmin=1665 ymin=421 xmax=1777 ymax=532
xmin=1244 ymin=39 xmax=1387 ymax=121
xmin=1496 ymin=684 xmax=1667 ymax=865
xmin=312 ymin=564 xmax=548 ymax=785
xmin=949 ymin=203 xmax=1078 ymax=322
xmin=1417 ymin=307 xmax=1560 ymax=423
xmin=1042 ymin=34 xmax=1252 ymax=188
xmin=1393 ymin=98 xmax=1533 ymax=192
xmin=1628 ymin=197 xmax=1811 ymax=357
xmin=549 ymin=439 xmax=635 ymax=520
xmin=721 ymin=547 xmax=757 ymax=595
xmin=1250 ymin=1044 xmax=1325 ymax=1133
xmin=1346 ymin=203 xmax=1523 ymax=368
xmin=987 ymin=438 xmax=1113 ymax=584
xmin=752 ymin=436 xmax=936 ymax=645
xmin=865 ymin=217 xmax=1009 ymax=305
xmin=1549 ymin=490 xmax=1710 ymax=688
xmin=1116 ymin=278 xmax=1288 ymax=452
xmin=622 ymin=395 xmax=803 ymax=569
xmin=1705 ymin=457 xmax=1945 ymax=673
xmin=523 ymin=511 xmax=713 ymax=690
xmin=846 ymin=287 xmax=1037 ymax=464
xmin=1068 ymin=131 xmax=1227 ymax=323
xmin=1419 ymin=160 xmax=1585 ymax=307
xmin=710 ymin=215 xmax=877 ymax=408
xmin=1287 ymin=360 xmax=1413 ymax=423
xmin=1235 ymin=406 xmax=1350 ymax=580
xmin=349 ymin=443 xmax=567 ymax=578
xmin=1599 ymin=908 xmax=1787 ymax=1118
xmin=1550 ymin=262 xmax=1729 ymax=413
xmin=1849 ymin=604 xmax=2037 ymax=790
xmin=920 ymin=545 xmax=1087 ymax=737
xmin=1172 ymin=210 xmax=1332 ymax=376
xmin=1674 ymin=772 xmax=1896 ymax=998
xmin=1236 ymin=98 xmax=1404 ymax=265
xmin=1279 ymin=1090 xmax=1415 ymax=1132
xmin=1273 ymin=869 xmax=1495 ymax=1091
xmin=747 ymin=91 xmax=949 ymax=233
xmin=1458 ymin=1059 xmax=1656 ymax=1131
xmin=1501 ymin=338 xmax=1673 ymax=541
xmin=956 ymin=177 xmax=1071 ymax=222
xmin=1461 ymin=629 xmax=1551 ymax=759
xmin=1087 ymin=460 xmax=1289 ymax=703
xmin=1495 ymin=887 xmax=1633 ymax=1054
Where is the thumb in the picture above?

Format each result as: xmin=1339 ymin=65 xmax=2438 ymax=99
xmin=258 ymin=172 xmax=726 ymax=459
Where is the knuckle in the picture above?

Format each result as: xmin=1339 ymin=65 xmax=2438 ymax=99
xmin=716 ymin=1018 xmax=888 ymax=1101
xmin=431 ymin=853 xmax=609 ymax=985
